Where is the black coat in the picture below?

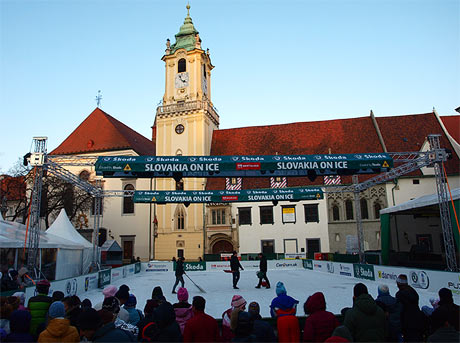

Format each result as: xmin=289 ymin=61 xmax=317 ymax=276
xmin=396 ymin=286 xmax=427 ymax=342
xmin=175 ymin=260 xmax=184 ymax=276
xmin=230 ymin=255 xmax=243 ymax=272
xmin=259 ymin=255 xmax=267 ymax=272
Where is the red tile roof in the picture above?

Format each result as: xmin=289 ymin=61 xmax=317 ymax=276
xmin=441 ymin=115 xmax=460 ymax=144
xmin=207 ymin=116 xmax=383 ymax=190
xmin=376 ymin=112 xmax=459 ymax=175
xmin=0 ymin=175 xmax=26 ymax=201
xmin=206 ymin=112 xmax=459 ymax=190
xmin=51 ymin=108 xmax=155 ymax=156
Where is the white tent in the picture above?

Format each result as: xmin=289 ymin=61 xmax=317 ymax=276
xmin=0 ymin=218 xmax=85 ymax=280
xmin=381 ymin=188 xmax=460 ymax=215
xmin=46 ymin=209 xmax=94 ymax=276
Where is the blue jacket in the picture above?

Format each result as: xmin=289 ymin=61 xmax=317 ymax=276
xmin=270 ymin=294 xmax=299 ymax=318
xmin=93 ymin=322 xmax=136 ymax=342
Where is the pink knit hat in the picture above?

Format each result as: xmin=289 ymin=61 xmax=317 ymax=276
xmin=102 ymin=285 xmax=118 ymax=299
xmin=177 ymin=287 xmax=189 ymax=302
xmin=231 ymin=295 xmax=246 ymax=309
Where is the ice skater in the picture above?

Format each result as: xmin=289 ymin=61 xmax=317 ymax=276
xmin=230 ymin=251 xmax=244 ymax=289
xmin=172 ymin=256 xmax=185 ymax=294
xmin=255 ymin=252 xmax=270 ymax=289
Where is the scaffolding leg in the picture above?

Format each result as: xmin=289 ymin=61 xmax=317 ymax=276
xmin=428 ymin=135 xmax=458 ymax=271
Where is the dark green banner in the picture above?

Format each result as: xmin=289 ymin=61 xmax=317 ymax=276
xmin=133 ymin=187 xmax=324 ymax=204
xmin=95 ymin=154 xmax=393 ymax=178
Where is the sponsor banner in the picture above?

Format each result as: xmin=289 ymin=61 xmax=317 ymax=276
xmin=145 ymin=261 xmax=173 ymax=272
xmin=208 ymin=262 xmax=230 ymax=271
xmin=269 ymin=260 xmax=303 ymax=269
xmin=313 ymin=260 xmax=325 ymax=271
xmin=183 ymin=262 xmax=206 ymax=272
xmin=374 ymin=265 xmax=460 ymax=299
xmin=98 ymin=269 xmax=111 ymax=288
xmin=84 ymin=274 xmax=98 ymax=292
xmin=111 ymin=266 xmax=125 ymax=282
xmin=133 ymin=187 xmax=323 ymax=204
xmin=96 ymin=153 xmax=393 ymax=178
xmin=135 ymin=262 xmax=141 ymax=274
xmin=337 ymin=263 xmax=353 ymax=277
xmin=303 ymin=259 xmax=313 ymax=270
xmin=353 ymin=264 xmax=375 ymax=281
xmin=285 ymin=253 xmax=306 ymax=260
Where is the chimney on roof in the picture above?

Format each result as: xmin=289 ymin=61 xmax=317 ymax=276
xmin=369 ymin=110 xmax=387 ymax=153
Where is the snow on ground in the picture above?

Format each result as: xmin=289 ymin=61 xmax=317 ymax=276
xmin=81 ymin=268 xmax=448 ymax=319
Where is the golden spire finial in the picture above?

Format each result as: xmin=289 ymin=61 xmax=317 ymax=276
xmin=186 ymin=3 xmax=190 ymax=16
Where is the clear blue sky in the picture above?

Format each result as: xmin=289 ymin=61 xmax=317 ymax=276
xmin=1 ymin=0 xmax=459 ymax=172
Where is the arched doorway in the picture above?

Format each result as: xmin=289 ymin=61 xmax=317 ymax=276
xmin=212 ymin=240 xmax=233 ymax=254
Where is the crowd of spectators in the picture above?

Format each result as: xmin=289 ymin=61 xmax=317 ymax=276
xmin=0 ymin=273 xmax=458 ymax=342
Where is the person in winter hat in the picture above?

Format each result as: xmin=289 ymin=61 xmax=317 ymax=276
xmin=4 ymin=310 xmax=34 ymax=342
xmin=430 ymin=287 xmax=459 ymax=332
xmin=27 ymin=279 xmax=52 ymax=337
xmin=12 ymin=292 xmax=27 ymax=311
xmin=303 ymin=292 xmax=340 ymax=342
xmin=222 ymin=295 xmax=246 ymax=342
xmin=247 ymin=301 xmax=276 ymax=342
xmin=375 ymin=284 xmax=402 ymax=342
xmin=123 ymin=294 xmax=143 ymax=325
xmin=343 ymin=283 xmax=385 ymax=342
xmin=173 ymin=287 xmax=193 ymax=334
xmin=98 ymin=296 xmax=137 ymax=340
xmin=93 ymin=284 xmax=118 ymax=311
xmin=270 ymin=281 xmax=300 ymax=342
xmin=395 ymin=274 xmax=427 ymax=341
xmin=37 ymin=301 xmax=79 ymax=342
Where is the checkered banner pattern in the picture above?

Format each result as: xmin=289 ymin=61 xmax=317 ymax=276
xmin=225 ymin=177 xmax=242 ymax=190
xmin=323 ymin=175 xmax=342 ymax=185
xmin=270 ymin=177 xmax=287 ymax=188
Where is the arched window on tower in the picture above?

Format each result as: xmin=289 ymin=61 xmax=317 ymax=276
xmin=175 ymin=206 xmax=185 ymax=230
xmin=332 ymin=204 xmax=340 ymax=221
xmin=374 ymin=202 xmax=382 ymax=219
xmin=178 ymin=58 xmax=186 ymax=73
xmin=123 ymin=184 xmax=135 ymax=214
xmin=360 ymin=198 xmax=369 ymax=219
xmin=345 ymin=199 xmax=354 ymax=220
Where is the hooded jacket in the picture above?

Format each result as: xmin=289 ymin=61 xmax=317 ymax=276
xmin=376 ymin=292 xmax=402 ymax=340
xmin=173 ymin=301 xmax=192 ymax=332
xmin=303 ymin=292 xmax=340 ymax=342
xmin=270 ymin=284 xmax=300 ymax=343
xmin=396 ymin=285 xmax=426 ymax=341
xmin=343 ymin=293 xmax=385 ymax=342
xmin=37 ymin=318 xmax=80 ymax=343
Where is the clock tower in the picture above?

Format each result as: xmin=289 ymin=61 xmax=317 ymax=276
xmin=153 ymin=5 xmax=219 ymax=260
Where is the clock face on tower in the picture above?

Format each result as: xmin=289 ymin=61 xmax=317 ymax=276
xmin=175 ymin=72 xmax=189 ymax=88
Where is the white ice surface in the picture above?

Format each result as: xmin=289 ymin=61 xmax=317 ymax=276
xmin=82 ymin=269 xmax=448 ymax=319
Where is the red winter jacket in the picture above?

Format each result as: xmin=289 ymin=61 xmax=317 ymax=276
xmin=183 ymin=310 xmax=220 ymax=342
xmin=303 ymin=292 xmax=340 ymax=342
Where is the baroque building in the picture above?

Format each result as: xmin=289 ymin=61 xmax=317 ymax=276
xmin=49 ymin=6 xmax=460 ymax=262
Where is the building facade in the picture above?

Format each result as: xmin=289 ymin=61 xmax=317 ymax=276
xmin=47 ymin=6 xmax=459 ymax=262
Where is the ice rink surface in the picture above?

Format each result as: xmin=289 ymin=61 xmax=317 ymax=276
xmin=81 ymin=268 xmax=456 ymax=319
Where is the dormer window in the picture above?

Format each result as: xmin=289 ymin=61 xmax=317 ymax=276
xmin=178 ymin=58 xmax=186 ymax=73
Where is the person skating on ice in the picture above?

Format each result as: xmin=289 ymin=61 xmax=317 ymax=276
xmin=255 ymin=252 xmax=270 ymax=289
xmin=172 ymin=257 xmax=186 ymax=294
xmin=230 ymin=251 xmax=244 ymax=289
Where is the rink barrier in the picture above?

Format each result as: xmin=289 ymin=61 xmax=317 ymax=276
xmin=23 ymin=262 xmax=142 ymax=304
xmin=302 ymin=259 xmax=460 ymax=297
